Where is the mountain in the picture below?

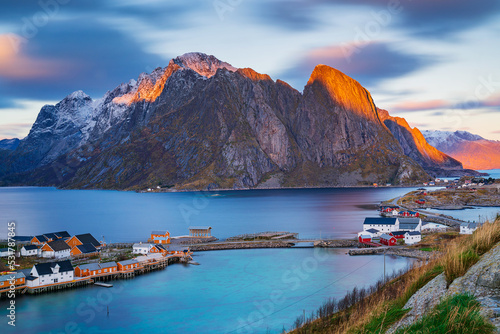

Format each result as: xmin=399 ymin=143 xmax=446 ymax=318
xmin=0 ymin=52 xmax=473 ymax=190
xmin=422 ymin=130 xmax=500 ymax=170
xmin=377 ymin=110 xmax=482 ymax=177
xmin=0 ymin=138 xmax=20 ymax=151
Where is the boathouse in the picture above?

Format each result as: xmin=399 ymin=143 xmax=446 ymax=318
xmin=74 ymin=263 xmax=101 ymax=277
xmin=404 ymin=231 xmax=422 ymax=245
xmin=189 ymin=226 xmax=212 ymax=237
xmin=150 ymin=244 xmax=167 ymax=254
xmin=0 ymin=272 xmax=25 ymax=291
xmin=21 ymin=245 xmax=39 ymax=256
xmin=26 ymin=260 xmax=74 ymax=287
xmin=399 ymin=211 xmax=419 ymax=218
xmin=70 ymin=243 xmax=99 ymax=257
xmin=100 ymin=261 xmax=118 ymax=274
xmin=357 ymin=232 xmax=372 ymax=243
xmin=41 ymin=239 xmax=71 ymax=259
xmin=380 ymin=233 xmax=397 ymax=246
xmin=0 ymin=248 xmax=10 ymax=257
xmin=66 ymin=233 xmax=102 ymax=249
xmin=363 ymin=218 xmax=399 ymax=234
xmin=151 ymin=231 xmax=171 ymax=244
xmin=117 ymin=259 xmax=141 ymax=271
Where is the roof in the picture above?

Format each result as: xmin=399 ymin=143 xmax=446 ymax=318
xmin=46 ymin=239 xmax=71 ymax=252
xmin=22 ymin=245 xmax=38 ymax=250
xmin=76 ymin=243 xmax=98 ymax=254
xmin=189 ymin=226 xmax=212 ymax=230
xmin=392 ymin=231 xmax=407 ymax=236
xmin=77 ymin=263 xmax=101 ymax=271
xmin=117 ymin=259 xmax=139 ymax=266
xmin=151 ymin=230 xmax=168 ymax=235
xmin=366 ymin=228 xmax=380 ymax=233
xmin=154 ymin=244 xmax=166 ymax=251
xmin=405 ymin=231 xmax=421 ymax=236
xmin=43 ymin=233 xmax=58 ymax=240
xmin=13 ymin=236 xmax=33 ymax=242
xmin=133 ymin=243 xmax=152 ymax=248
xmin=359 ymin=234 xmax=372 ymax=239
xmin=380 ymin=233 xmax=395 ymax=240
xmin=100 ymin=261 xmax=117 ymax=269
xmin=398 ymin=218 xmax=421 ymax=224
xmin=34 ymin=260 xmax=73 ymax=276
xmin=34 ymin=235 xmax=48 ymax=242
xmin=363 ymin=218 xmax=398 ymax=225
xmin=461 ymin=222 xmax=478 ymax=229
xmin=25 ymin=275 xmax=37 ymax=281
xmin=75 ymin=233 xmax=101 ymax=247
xmin=54 ymin=231 xmax=70 ymax=238
xmin=0 ymin=248 xmax=9 ymax=252
xmin=399 ymin=223 xmax=420 ymax=230
xmin=0 ymin=272 xmax=25 ymax=282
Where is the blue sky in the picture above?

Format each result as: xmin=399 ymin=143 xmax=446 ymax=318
xmin=1 ymin=0 xmax=499 ymax=140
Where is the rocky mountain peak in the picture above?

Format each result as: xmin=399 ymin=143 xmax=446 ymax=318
xmin=306 ymin=64 xmax=379 ymax=121
xmin=171 ymin=52 xmax=237 ymax=78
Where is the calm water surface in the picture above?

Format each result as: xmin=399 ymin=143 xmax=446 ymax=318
xmin=0 ymin=187 xmax=421 ymax=241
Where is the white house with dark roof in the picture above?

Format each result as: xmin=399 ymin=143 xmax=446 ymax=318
xmin=26 ymin=260 xmax=74 ymax=287
xmin=460 ymin=222 xmax=481 ymax=235
xmin=398 ymin=218 xmax=422 ymax=232
xmin=133 ymin=243 xmax=153 ymax=254
xmin=363 ymin=218 xmax=400 ymax=234
xmin=21 ymin=244 xmax=39 ymax=256
xmin=41 ymin=239 xmax=71 ymax=259
xmin=404 ymin=231 xmax=422 ymax=245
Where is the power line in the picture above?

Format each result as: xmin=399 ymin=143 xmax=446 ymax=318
xmin=225 ymin=256 xmax=380 ymax=334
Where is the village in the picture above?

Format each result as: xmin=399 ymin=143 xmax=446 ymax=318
xmin=0 ymin=227 xmax=217 ymax=297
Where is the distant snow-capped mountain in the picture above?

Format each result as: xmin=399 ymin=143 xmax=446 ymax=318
xmin=422 ymin=130 xmax=500 ymax=170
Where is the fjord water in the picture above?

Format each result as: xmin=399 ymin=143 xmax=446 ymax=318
xmin=0 ymin=187 xmax=420 ymax=241
xmin=0 ymin=187 xmax=419 ymax=333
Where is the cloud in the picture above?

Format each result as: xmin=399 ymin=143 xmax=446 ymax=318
xmin=280 ymin=41 xmax=435 ymax=89
xmin=0 ymin=34 xmax=63 ymax=79
xmin=0 ymin=122 xmax=32 ymax=139
xmin=391 ymin=99 xmax=448 ymax=112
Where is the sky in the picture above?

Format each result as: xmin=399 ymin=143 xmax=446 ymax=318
xmin=1 ymin=0 xmax=500 ymax=140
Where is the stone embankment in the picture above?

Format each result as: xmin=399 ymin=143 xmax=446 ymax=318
xmin=189 ymin=241 xmax=293 ymax=251
xmin=348 ymin=247 xmax=435 ymax=260
xmin=314 ymin=240 xmax=359 ymax=248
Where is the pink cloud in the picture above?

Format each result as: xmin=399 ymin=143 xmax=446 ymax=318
xmin=0 ymin=34 xmax=62 ymax=79
xmin=390 ymin=99 xmax=448 ymax=111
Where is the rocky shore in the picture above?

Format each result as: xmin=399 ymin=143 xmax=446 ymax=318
xmin=347 ymin=247 xmax=436 ymax=260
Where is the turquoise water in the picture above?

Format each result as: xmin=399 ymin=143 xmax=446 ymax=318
xmin=0 ymin=187 xmax=421 ymax=241
xmin=0 ymin=248 xmax=412 ymax=333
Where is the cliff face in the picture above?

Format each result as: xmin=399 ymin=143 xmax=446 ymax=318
xmin=378 ymin=109 xmax=464 ymax=177
xmin=0 ymin=53 xmax=450 ymax=190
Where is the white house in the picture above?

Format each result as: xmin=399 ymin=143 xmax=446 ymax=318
xmin=41 ymin=239 xmax=71 ymax=259
xmin=26 ymin=260 xmax=74 ymax=288
xmin=363 ymin=218 xmax=399 ymax=234
xmin=398 ymin=218 xmax=422 ymax=232
xmin=132 ymin=243 xmax=153 ymax=254
xmin=460 ymin=222 xmax=480 ymax=235
xmin=404 ymin=231 xmax=422 ymax=245
xmin=21 ymin=245 xmax=39 ymax=256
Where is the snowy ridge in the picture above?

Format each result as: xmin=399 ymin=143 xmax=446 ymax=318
xmin=422 ymin=130 xmax=484 ymax=147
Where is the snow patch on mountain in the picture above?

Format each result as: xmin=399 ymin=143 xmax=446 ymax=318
xmin=422 ymin=130 xmax=484 ymax=147
xmin=172 ymin=52 xmax=237 ymax=78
